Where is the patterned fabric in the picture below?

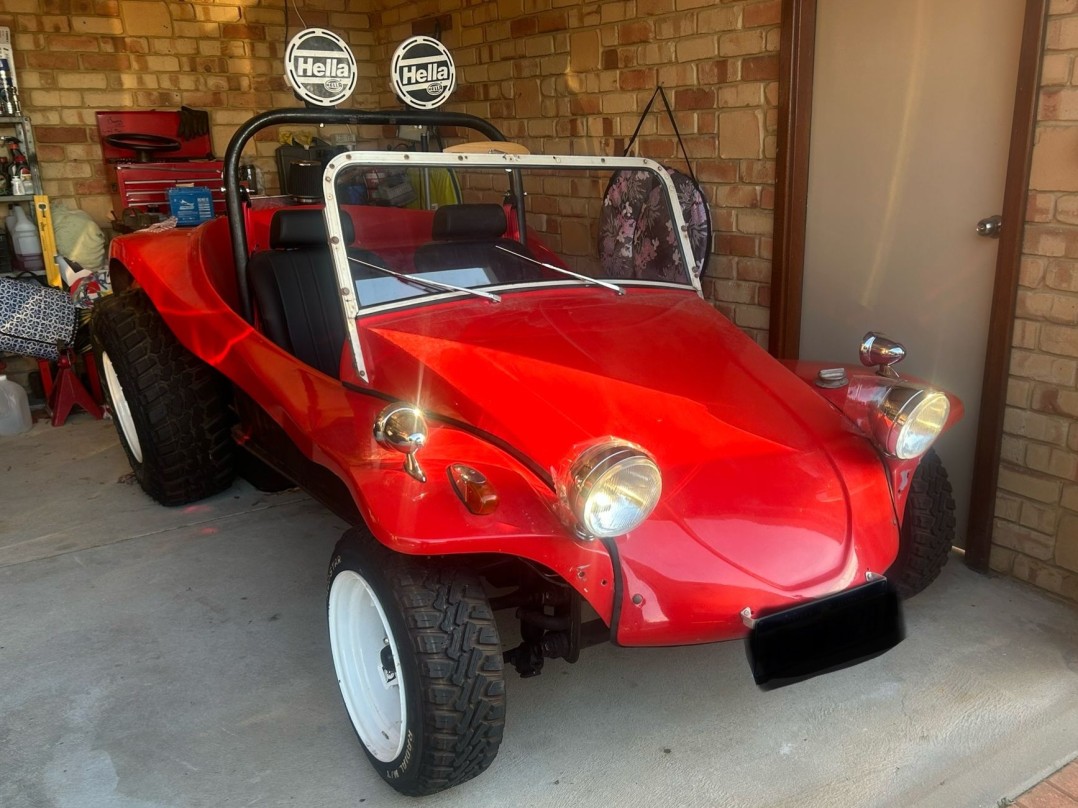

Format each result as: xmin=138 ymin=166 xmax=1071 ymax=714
xmin=0 ymin=278 xmax=78 ymax=360
xmin=598 ymin=167 xmax=711 ymax=281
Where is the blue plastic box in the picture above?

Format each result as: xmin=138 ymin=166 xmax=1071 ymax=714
xmin=168 ymin=186 xmax=214 ymax=226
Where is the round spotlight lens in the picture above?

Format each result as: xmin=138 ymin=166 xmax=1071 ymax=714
xmin=567 ymin=443 xmax=662 ymax=539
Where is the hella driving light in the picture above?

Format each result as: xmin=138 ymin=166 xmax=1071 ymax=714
xmin=871 ymin=386 xmax=950 ymax=460
xmin=564 ymin=442 xmax=662 ymax=539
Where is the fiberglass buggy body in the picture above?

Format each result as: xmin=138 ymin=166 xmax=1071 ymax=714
xmin=91 ymin=108 xmax=960 ymax=796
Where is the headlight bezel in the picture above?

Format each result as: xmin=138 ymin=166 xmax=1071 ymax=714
xmin=560 ymin=440 xmax=662 ymax=540
xmin=870 ymin=385 xmax=951 ymax=460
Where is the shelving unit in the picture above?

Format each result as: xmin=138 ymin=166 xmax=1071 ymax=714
xmin=1 ymin=114 xmax=60 ymax=288
xmin=1 ymin=115 xmax=43 ymax=199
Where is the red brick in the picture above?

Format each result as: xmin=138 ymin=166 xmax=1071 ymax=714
xmin=618 ymin=69 xmax=654 ymax=91
xmin=80 ymin=52 xmax=132 ymax=71
xmin=26 ymin=51 xmax=78 ymax=70
xmin=744 ymin=0 xmax=781 ymax=27
xmin=510 ymin=17 xmax=537 ymax=37
xmin=638 ymin=139 xmax=676 ymax=160
xmin=697 ymin=160 xmax=739 ymax=183
xmin=637 ymin=0 xmax=675 ymax=14
xmin=37 ymin=144 xmax=66 ymax=162
xmin=44 ymin=34 xmax=100 ymax=51
xmin=717 ymin=234 xmax=758 ymax=257
xmin=619 ymin=21 xmax=652 ymax=45
xmin=222 ymin=24 xmax=265 ymax=41
xmin=742 ymin=54 xmax=779 ymax=80
xmin=36 ymin=126 xmax=89 ymax=143
xmin=675 ymin=87 xmax=715 ymax=110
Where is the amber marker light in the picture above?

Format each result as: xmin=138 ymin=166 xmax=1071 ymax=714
xmin=447 ymin=464 xmax=499 ymax=515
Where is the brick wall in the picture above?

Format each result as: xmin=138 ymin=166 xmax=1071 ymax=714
xmin=369 ymin=0 xmax=781 ymax=346
xmin=989 ymin=1 xmax=1078 ymax=602
xmin=0 ymin=0 xmax=378 ymax=224
xmin=1 ymin=0 xmax=780 ymax=345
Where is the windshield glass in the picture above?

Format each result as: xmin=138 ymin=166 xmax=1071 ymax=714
xmin=323 ymin=152 xmax=698 ymax=314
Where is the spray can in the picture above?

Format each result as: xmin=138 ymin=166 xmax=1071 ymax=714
xmin=0 ymin=59 xmax=19 ymax=116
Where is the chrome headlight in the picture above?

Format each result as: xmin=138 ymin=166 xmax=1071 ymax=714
xmin=562 ymin=441 xmax=662 ymax=539
xmin=871 ymin=385 xmax=950 ymax=459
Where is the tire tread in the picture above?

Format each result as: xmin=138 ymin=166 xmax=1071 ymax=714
xmin=889 ymin=449 xmax=956 ymax=598
xmin=330 ymin=533 xmax=505 ymax=797
xmin=92 ymin=290 xmax=234 ymax=505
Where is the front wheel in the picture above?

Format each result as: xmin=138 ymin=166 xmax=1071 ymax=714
xmin=327 ymin=528 xmax=505 ymax=796
xmin=887 ymin=449 xmax=956 ymax=598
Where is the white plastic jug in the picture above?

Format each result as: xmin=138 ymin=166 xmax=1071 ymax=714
xmin=10 ymin=205 xmax=42 ymax=259
xmin=0 ymin=374 xmax=32 ymax=435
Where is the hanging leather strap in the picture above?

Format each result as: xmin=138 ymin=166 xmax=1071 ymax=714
xmin=622 ymin=85 xmax=698 ymax=185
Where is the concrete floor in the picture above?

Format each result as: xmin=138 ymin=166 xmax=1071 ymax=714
xmin=2 ymin=415 xmax=1077 ymax=808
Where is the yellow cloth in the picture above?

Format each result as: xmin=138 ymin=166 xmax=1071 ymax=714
xmin=405 ymin=168 xmax=461 ymax=209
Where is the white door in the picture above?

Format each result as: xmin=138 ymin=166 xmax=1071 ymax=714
xmin=799 ymin=0 xmax=1026 ymax=545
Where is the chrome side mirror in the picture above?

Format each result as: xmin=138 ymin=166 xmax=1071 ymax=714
xmin=860 ymin=332 xmax=906 ymax=378
xmin=374 ymin=403 xmax=428 ymax=482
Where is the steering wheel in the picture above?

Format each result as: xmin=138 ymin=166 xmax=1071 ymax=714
xmin=104 ymin=133 xmax=182 ymax=163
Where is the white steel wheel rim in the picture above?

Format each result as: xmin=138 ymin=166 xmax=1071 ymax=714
xmin=328 ymin=569 xmax=407 ymax=763
xmin=100 ymin=351 xmax=143 ymax=463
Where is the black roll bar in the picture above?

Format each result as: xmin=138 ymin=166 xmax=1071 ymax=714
xmin=223 ymin=107 xmax=509 ymax=322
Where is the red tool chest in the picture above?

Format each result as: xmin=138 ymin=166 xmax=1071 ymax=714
xmin=96 ymin=110 xmax=223 ymax=217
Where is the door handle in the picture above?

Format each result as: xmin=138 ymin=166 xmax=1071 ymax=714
xmin=976 ymin=215 xmax=1002 ymax=238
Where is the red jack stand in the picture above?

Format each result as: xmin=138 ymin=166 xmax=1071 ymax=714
xmin=40 ymin=349 xmax=104 ymax=427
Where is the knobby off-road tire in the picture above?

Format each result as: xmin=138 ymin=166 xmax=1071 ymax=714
xmin=91 ymin=289 xmax=235 ymax=505
xmin=887 ymin=449 xmax=956 ymax=598
xmin=327 ymin=527 xmax=506 ymax=796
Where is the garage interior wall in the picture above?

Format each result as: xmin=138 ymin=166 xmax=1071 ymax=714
xmin=990 ymin=3 xmax=1078 ymax=602
xmin=0 ymin=0 xmax=1074 ymax=603
xmin=1 ymin=0 xmax=781 ymax=347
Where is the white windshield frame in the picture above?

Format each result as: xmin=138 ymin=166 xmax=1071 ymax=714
xmin=321 ymin=151 xmax=702 ymax=384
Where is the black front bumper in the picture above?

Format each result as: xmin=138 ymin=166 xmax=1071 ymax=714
xmin=746 ymin=578 xmax=904 ymax=689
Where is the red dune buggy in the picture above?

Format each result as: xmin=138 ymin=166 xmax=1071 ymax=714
xmin=92 ymin=107 xmax=960 ymax=796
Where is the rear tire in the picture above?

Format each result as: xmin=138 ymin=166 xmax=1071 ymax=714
xmin=327 ymin=527 xmax=505 ymax=796
xmin=887 ymin=449 xmax=956 ymax=598
xmin=92 ymin=290 xmax=235 ymax=505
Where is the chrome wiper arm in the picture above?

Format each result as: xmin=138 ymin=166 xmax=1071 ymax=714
xmin=348 ymin=255 xmax=501 ymax=303
xmin=494 ymin=245 xmax=624 ymax=295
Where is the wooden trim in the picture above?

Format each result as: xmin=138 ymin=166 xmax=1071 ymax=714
xmin=768 ymin=0 xmax=817 ymax=359
xmin=965 ymin=0 xmax=1048 ymax=572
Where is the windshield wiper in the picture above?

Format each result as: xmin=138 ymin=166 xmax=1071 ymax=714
xmin=494 ymin=245 xmax=624 ymax=295
xmin=348 ymin=255 xmax=501 ymax=303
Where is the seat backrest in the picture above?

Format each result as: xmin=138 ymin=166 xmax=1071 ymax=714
xmin=430 ymin=204 xmax=506 ymax=241
xmin=248 ymin=209 xmax=354 ymax=377
xmin=413 ymin=204 xmax=538 ymax=283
